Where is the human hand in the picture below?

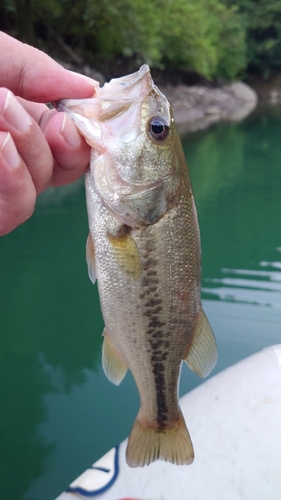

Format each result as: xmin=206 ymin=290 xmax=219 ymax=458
xmin=0 ymin=31 xmax=98 ymax=236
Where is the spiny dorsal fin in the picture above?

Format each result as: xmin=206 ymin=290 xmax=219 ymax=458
xmin=126 ymin=408 xmax=194 ymax=467
xmin=184 ymin=307 xmax=217 ymax=378
xmin=86 ymin=233 xmax=96 ymax=284
xmin=102 ymin=328 xmax=128 ymax=385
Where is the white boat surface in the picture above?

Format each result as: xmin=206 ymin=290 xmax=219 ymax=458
xmin=56 ymin=344 xmax=281 ymax=500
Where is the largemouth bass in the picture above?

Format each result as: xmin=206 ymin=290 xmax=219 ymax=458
xmin=56 ymin=65 xmax=217 ymax=468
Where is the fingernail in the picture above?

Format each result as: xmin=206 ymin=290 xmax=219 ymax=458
xmin=67 ymin=71 xmax=100 ymax=95
xmin=1 ymin=90 xmax=33 ymax=132
xmin=0 ymin=132 xmax=21 ymax=168
xmin=60 ymin=113 xmax=82 ymax=148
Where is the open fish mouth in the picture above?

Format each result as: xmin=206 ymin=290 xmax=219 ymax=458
xmin=53 ymin=65 xmax=153 ymax=121
xmin=53 ymin=65 xmax=170 ymax=151
xmin=97 ymin=64 xmax=151 ymax=101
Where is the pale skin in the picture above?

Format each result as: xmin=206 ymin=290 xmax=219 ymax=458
xmin=0 ymin=31 xmax=98 ymax=236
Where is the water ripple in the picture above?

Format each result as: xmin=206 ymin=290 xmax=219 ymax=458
xmin=202 ymin=250 xmax=281 ymax=308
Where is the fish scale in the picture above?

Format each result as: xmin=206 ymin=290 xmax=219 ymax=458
xmin=56 ymin=64 xmax=217 ymax=468
xmin=131 ymin=191 xmax=199 ymax=425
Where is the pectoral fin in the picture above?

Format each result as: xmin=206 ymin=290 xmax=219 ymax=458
xmin=184 ymin=307 xmax=217 ymax=378
xmin=86 ymin=233 xmax=96 ymax=284
xmin=102 ymin=328 xmax=128 ymax=385
xmin=107 ymin=228 xmax=141 ymax=280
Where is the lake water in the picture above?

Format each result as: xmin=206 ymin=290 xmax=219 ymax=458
xmin=1 ymin=104 xmax=281 ymax=499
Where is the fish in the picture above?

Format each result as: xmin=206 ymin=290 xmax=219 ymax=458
xmin=55 ymin=65 xmax=217 ymax=468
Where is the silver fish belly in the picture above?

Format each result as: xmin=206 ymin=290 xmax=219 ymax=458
xmin=56 ymin=65 xmax=217 ymax=468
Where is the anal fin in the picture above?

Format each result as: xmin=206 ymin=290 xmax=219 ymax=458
xmin=102 ymin=328 xmax=128 ymax=385
xmin=184 ymin=307 xmax=217 ymax=378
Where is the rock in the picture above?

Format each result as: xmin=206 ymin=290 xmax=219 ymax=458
xmin=160 ymin=79 xmax=258 ymax=133
xmin=205 ymin=106 xmax=221 ymax=115
xmin=228 ymin=102 xmax=257 ymax=122
xmin=227 ymin=82 xmax=258 ymax=103
xmin=270 ymin=90 xmax=280 ymax=102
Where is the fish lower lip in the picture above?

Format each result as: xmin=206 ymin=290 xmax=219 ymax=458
xmin=51 ymin=100 xmax=74 ymax=113
xmin=51 ymin=101 xmax=61 ymax=111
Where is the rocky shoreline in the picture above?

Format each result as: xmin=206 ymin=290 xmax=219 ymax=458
xmin=160 ymin=81 xmax=258 ymax=135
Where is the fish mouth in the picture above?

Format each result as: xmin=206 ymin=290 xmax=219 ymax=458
xmin=100 ymin=65 xmax=151 ymax=99
xmin=53 ymin=65 xmax=152 ymax=119
xmin=53 ymin=64 xmax=167 ymax=128
xmin=97 ymin=65 xmax=168 ymax=124
xmin=96 ymin=65 xmax=156 ymax=125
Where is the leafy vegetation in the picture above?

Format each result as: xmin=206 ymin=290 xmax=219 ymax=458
xmin=224 ymin=0 xmax=281 ymax=78
xmin=1 ymin=0 xmax=280 ymax=80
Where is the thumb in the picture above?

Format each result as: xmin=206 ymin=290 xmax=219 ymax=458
xmin=0 ymin=31 xmax=98 ymax=102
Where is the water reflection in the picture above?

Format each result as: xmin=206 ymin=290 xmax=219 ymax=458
xmin=0 ymin=181 xmax=106 ymax=499
xmin=24 ymin=355 xmax=139 ymax=500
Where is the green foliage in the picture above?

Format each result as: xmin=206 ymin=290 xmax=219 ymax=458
xmin=159 ymin=0 xmax=246 ymax=80
xmin=223 ymin=0 xmax=281 ymax=78
xmin=2 ymin=0 xmax=248 ymax=80
xmin=214 ymin=5 xmax=247 ymax=80
xmin=159 ymin=0 xmax=220 ymax=77
xmin=81 ymin=0 xmax=162 ymax=65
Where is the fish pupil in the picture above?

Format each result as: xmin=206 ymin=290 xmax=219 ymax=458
xmin=152 ymin=122 xmax=164 ymax=135
xmin=149 ymin=116 xmax=169 ymax=141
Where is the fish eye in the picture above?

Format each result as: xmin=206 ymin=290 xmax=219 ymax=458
xmin=148 ymin=116 xmax=170 ymax=141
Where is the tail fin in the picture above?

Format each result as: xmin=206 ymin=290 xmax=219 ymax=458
xmin=126 ymin=409 xmax=194 ymax=468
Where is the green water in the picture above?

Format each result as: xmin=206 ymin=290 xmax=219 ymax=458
xmin=1 ymin=104 xmax=281 ymax=499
